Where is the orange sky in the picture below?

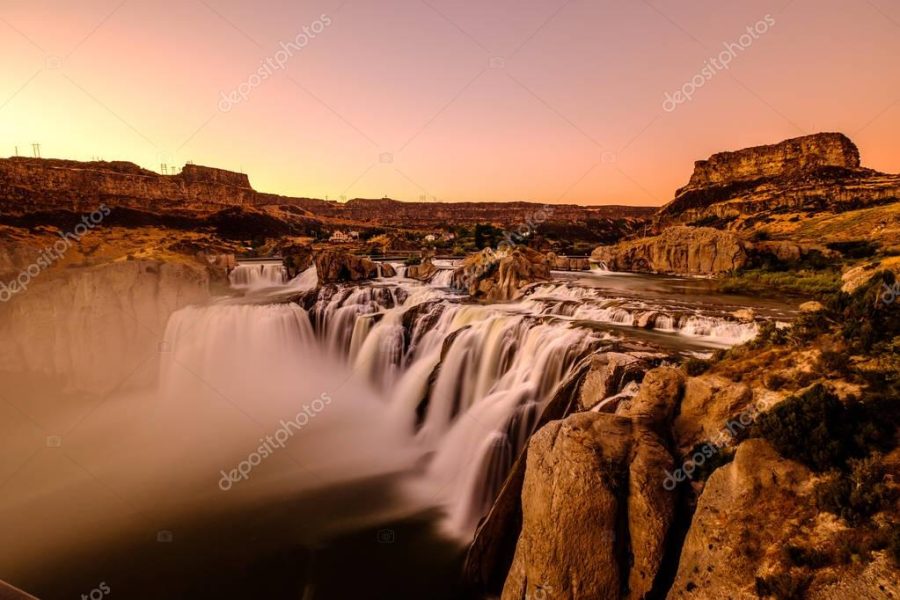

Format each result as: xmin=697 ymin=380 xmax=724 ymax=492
xmin=1 ymin=0 xmax=898 ymax=206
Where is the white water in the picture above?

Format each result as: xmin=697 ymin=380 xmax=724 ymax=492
xmin=228 ymin=262 xmax=288 ymax=290
xmin=154 ymin=267 xmax=770 ymax=540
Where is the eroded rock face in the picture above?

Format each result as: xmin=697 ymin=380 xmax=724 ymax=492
xmin=314 ymin=250 xmax=380 ymax=284
xmin=656 ymin=133 xmax=900 ymax=227
xmin=686 ymin=133 xmax=860 ymax=189
xmin=0 ymin=260 xmax=209 ymax=393
xmin=592 ymin=227 xmax=749 ymax=275
xmin=667 ymin=439 xmax=813 ymax=600
xmin=453 ymin=247 xmax=552 ymax=301
xmin=502 ymin=368 xmax=684 ymax=600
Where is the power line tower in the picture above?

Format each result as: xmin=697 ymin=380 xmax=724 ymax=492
xmin=160 ymin=163 xmax=169 ymax=175
xmin=32 ymin=143 xmax=41 ymax=158
xmin=14 ymin=146 xmax=19 ymax=157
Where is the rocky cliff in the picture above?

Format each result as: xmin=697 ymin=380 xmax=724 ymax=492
xmin=0 ymin=260 xmax=209 ymax=393
xmin=656 ymin=133 xmax=900 ymax=228
xmin=591 ymin=226 xmax=749 ymax=275
xmin=0 ymin=157 xmax=653 ymax=231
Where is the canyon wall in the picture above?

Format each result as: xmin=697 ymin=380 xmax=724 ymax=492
xmin=0 ymin=157 xmax=654 ymax=228
xmin=0 ymin=260 xmax=209 ymax=393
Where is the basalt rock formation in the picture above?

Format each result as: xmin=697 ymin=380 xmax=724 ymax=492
xmin=452 ymin=247 xmax=552 ymax=302
xmin=405 ymin=257 xmax=439 ymax=281
xmin=314 ymin=251 xmax=383 ymax=284
xmin=655 ymin=133 xmax=900 ymax=228
xmin=0 ymin=157 xmax=653 ymax=232
xmin=591 ymin=226 xmax=749 ymax=275
xmin=501 ymin=368 xmax=684 ymax=600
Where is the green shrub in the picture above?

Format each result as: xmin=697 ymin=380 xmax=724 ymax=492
xmin=785 ymin=544 xmax=830 ymax=569
xmin=817 ymin=349 xmax=847 ymax=375
xmin=755 ymin=572 xmax=812 ymax=599
xmin=684 ymin=358 xmax=711 ymax=376
xmin=752 ymin=385 xmax=891 ymax=471
xmin=750 ymin=321 xmax=789 ymax=349
xmin=814 ymin=455 xmax=892 ymax=524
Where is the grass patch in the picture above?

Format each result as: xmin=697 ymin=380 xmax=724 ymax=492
xmin=717 ymin=269 xmax=842 ymax=299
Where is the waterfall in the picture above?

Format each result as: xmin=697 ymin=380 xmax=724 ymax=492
xmin=153 ymin=270 xmax=775 ymax=542
xmin=429 ymin=269 xmax=456 ymax=288
xmin=229 ymin=262 xmax=288 ymax=290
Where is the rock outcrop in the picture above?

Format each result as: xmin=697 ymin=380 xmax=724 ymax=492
xmin=667 ymin=439 xmax=814 ymax=599
xmin=314 ymin=251 xmax=381 ymax=284
xmin=405 ymin=258 xmax=438 ymax=281
xmin=656 ymin=133 xmax=900 ymax=227
xmin=453 ymin=247 xmax=552 ymax=301
xmin=501 ymin=368 xmax=684 ymax=600
xmin=592 ymin=226 xmax=749 ymax=275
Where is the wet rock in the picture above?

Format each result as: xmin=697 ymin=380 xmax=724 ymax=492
xmin=578 ymin=352 xmax=650 ymax=411
xmin=314 ymin=250 xmax=380 ymax=284
xmin=405 ymin=258 xmax=438 ymax=281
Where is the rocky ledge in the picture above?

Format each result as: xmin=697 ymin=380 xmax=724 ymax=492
xmin=591 ymin=226 xmax=749 ymax=275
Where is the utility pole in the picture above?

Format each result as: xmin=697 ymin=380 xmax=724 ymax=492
xmin=161 ymin=163 xmax=168 ymax=175
xmin=32 ymin=143 xmax=41 ymax=158
xmin=14 ymin=146 xmax=18 ymax=157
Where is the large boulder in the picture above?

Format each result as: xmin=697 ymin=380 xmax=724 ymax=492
xmin=405 ymin=257 xmax=438 ymax=281
xmin=668 ymin=439 xmax=813 ymax=599
xmin=501 ymin=368 xmax=684 ymax=600
xmin=314 ymin=250 xmax=380 ymax=284
xmin=591 ymin=227 xmax=748 ymax=275
xmin=453 ymin=247 xmax=552 ymax=301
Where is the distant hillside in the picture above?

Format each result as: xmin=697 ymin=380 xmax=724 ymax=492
xmin=0 ymin=157 xmax=654 ymax=229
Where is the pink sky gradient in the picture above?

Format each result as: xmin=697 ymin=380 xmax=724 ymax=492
xmin=1 ymin=0 xmax=898 ymax=206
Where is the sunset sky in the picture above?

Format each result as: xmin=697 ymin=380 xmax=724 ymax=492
xmin=1 ymin=0 xmax=898 ymax=205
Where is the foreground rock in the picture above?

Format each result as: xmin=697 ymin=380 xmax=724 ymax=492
xmin=591 ymin=226 xmax=749 ymax=275
xmin=453 ymin=247 xmax=552 ymax=301
xmin=502 ymin=368 xmax=684 ymax=600
xmin=668 ymin=439 xmax=813 ymax=599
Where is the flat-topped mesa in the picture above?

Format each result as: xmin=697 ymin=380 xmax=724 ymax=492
xmin=656 ymin=132 xmax=900 ymax=226
xmin=0 ymin=157 xmax=256 ymax=212
xmin=180 ymin=164 xmax=252 ymax=189
xmin=683 ymin=132 xmax=860 ymax=189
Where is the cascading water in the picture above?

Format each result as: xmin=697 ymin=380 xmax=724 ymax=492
xmin=159 ymin=266 xmax=786 ymax=542
xmin=228 ymin=262 xmax=288 ymax=290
